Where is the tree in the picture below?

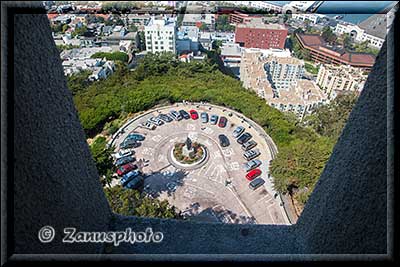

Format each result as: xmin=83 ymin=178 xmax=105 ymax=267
xmin=104 ymin=185 xmax=181 ymax=218
xmin=62 ymin=24 xmax=70 ymax=33
xmin=91 ymin=51 xmax=129 ymax=62
xmin=89 ymin=136 xmax=115 ymax=188
xmin=321 ymin=26 xmax=337 ymax=44
xmin=303 ymin=93 xmax=358 ymax=142
xmin=73 ymin=25 xmax=87 ymax=37
xmin=215 ymin=14 xmax=235 ymax=32
xmin=199 ymin=22 xmax=209 ymax=31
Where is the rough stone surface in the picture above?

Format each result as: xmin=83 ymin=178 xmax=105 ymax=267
xmin=12 ymin=13 xmax=112 ymax=253
xmin=4 ymin=4 xmax=396 ymax=260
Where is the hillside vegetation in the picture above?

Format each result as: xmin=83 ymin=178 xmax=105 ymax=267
xmin=69 ymin=52 xmax=357 ymax=211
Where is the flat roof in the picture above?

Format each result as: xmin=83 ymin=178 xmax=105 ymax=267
xmin=236 ymin=22 xmax=286 ymax=30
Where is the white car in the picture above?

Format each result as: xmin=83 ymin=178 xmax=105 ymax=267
xmin=141 ymin=121 xmax=156 ymax=130
xmin=114 ymin=150 xmax=133 ymax=160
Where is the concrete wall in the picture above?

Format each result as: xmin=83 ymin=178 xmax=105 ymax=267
xmin=3 ymin=2 xmax=396 ymax=260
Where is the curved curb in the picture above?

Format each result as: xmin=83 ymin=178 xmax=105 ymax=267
xmin=168 ymin=145 xmax=209 ymax=171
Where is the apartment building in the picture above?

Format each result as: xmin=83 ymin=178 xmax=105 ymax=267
xmin=235 ymin=22 xmax=288 ymax=50
xmin=144 ymin=17 xmax=176 ymax=54
xmin=316 ymin=64 xmax=367 ymax=99
xmin=264 ymin=56 xmax=305 ymax=92
xmin=182 ymin=13 xmax=215 ymax=30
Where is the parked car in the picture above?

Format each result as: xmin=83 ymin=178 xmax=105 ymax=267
xmin=232 ymin=126 xmax=245 ymax=138
xmin=170 ymin=110 xmax=182 ymax=121
xmin=158 ymin=114 xmax=173 ymax=123
xmin=124 ymin=175 xmax=144 ymax=189
xmin=244 ymin=159 xmax=262 ymax=172
xmin=114 ymin=156 xmax=135 ymax=167
xmin=246 ymin=168 xmax=262 ymax=181
xmin=114 ymin=150 xmax=134 ymax=160
xmin=120 ymin=170 xmax=140 ymax=187
xmin=189 ymin=109 xmax=199 ymax=120
xmin=237 ymin=132 xmax=252 ymax=144
xmin=148 ymin=116 xmax=163 ymax=126
xmin=125 ymin=133 xmax=145 ymax=142
xmin=179 ymin=109 xmax=190 ymax=120
xmin=141 ymin=121 xmax=156 ymax=130
xmin=218 ymin=134 xmax=230 ymax=147
xmin=242 ymin=140 xmax=257 ymax=151
xmin=200 ymin=112 xmax=209 ymax=123
xmin=243 ymin=148 xmax=260 ymax=161
xmin=218 ymin=116 xmax=227 ymax=128
xmin=249 ymin=178 xmax=265 ymax=190
xmin=119 ymin=139 xmax=140 ymax=150
xmin=167 ymin=182 xmax=177 ymax=192
xmin=210 ymin=114 xmax=218 ymax=125
xmin=116 ymin=163 xmax=138 ymax=176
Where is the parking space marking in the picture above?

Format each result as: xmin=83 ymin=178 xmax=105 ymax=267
xmin=186 ymin=124 xmax=196 ymax=131
xmin=188 ymin=132 xmax=198 ymax=141
xmin=142 ymin=147 xmax=154 ymax=156
xmin=222 ymin=147 xmax=235 ymax=157
xmin=151 ymin=134 xmax=162 ymax=142
xmin=228 ymin=162 xmax=240 ymax=171
xmin=157 ymin=154 xmax=167 ymax=163
xmin=257 ymin=194 xmax=272 ymax=203
xmin=203 ymin=127 xmax=214 ymax=135
xmin=212 ymin=151 xmax=223 ymax=159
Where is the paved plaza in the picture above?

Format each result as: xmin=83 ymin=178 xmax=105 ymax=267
xmin=111 ymin=102 xmax=290 ymax=225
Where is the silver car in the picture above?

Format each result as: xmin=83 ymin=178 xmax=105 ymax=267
xmin=210 ymin=115 xmax=218 ymax=125
xmin=170 ymin=110 xmax=182 ymax=121
xmin=244 ymin=159 xmax=262 ymax=172
xmin=232 ymin=126 xmax=245 ymax=138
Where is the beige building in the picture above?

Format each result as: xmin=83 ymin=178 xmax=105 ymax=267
xmin=316 ymin=64 xmax=367 ymax=99
xmin=240 ymin=49 xmax=328 ymax=119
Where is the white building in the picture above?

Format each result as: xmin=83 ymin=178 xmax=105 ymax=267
xmin=264 ymin=56 xmax=305 ymax=92
xmin=292 ymin=13 xmax=327 ymax=24
xmin=144 ymin=17 xmax=176 ymax=54
xmin=181 ymin=13 xmax=215 ymax=30
xmin=334 ymin=14 xmax=388 ymax=49
xmin=250 ymin=1 xmax=283 ymax=12
xmin=316 ymin=64 xmax=367 ymax=99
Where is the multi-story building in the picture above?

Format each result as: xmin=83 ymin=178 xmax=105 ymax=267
xmin=228 ymin=11 xmax=263 ymax=25
xmin=296 ymin=33 xmax=376 ymax=70
xmin=144 ymin=17 xmax=176 ymax=54
xmin=291 ymin=13 xmax=327 ymax=24
xmin=334 ymin=13 xmax=391 ymax=49
xmin=235 ymin=22 xmax=288 ymax=50
xmin=264 ymin=56 xmax=305 ymax=92
xmin=316 ymin=64 xmax=367 ymax=99
xmin=240 ymin=49 xmax=327 ymax=118
xmin=182 ymin=13 xmax=215 ymax=30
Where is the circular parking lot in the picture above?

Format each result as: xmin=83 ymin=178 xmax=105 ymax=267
xmin=110 ymin=102 xmax=290 ymax=225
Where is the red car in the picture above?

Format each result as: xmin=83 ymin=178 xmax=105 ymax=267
xmin=117 ymin=163 xmax=137 ymax=176
xmin=218 ymin=116 xmax=227 ymax=128
xmin=189 ymin=109 xmax=199 ymax=120
xmin=245 ymin=168 xmax=261 ymax=181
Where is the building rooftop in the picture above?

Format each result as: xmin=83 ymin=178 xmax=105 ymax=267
xmin=358 ymin=14 xmax=388 ymax=39
xmin=297 ymin=33 xmax=376 ymax=66
xmin=236 ymin=22 xmax=287 ymax=30
xmin=221 ymin=43 xmax=242 ymax=57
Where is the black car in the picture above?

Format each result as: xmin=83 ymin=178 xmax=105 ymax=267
xmin=249 ymin=178 xmax=265 ymax=190
xmin=158 ymin=114 xmax=173 ymax=123
xmin=115 ymin=156 xmax=136 ymax=167
xmin=218 ymin=134 xmax=230 ymax=147
xmin=120 ymin=139 xmax=141 ymax=149
xmin=179 ymin=109 xmax=190 ymax=120
xmin=237 ymin=132 xmax=252 ymax=144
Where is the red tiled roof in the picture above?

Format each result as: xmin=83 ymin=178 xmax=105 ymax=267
xmin=298 ymin=34 xmax=323 ymax=46
xmin=95 ymin=14 xmax=111 ymax=20
xmin=349 ymin=53 xmax=376 ymax=65
xmin=296 ymin=33 xmax=376 ymax=66
xmin=47 ymin=14 xmax=59 ymax=20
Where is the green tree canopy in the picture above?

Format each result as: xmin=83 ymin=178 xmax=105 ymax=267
xmin=104 ymin=185 xmax=181 ymax=219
